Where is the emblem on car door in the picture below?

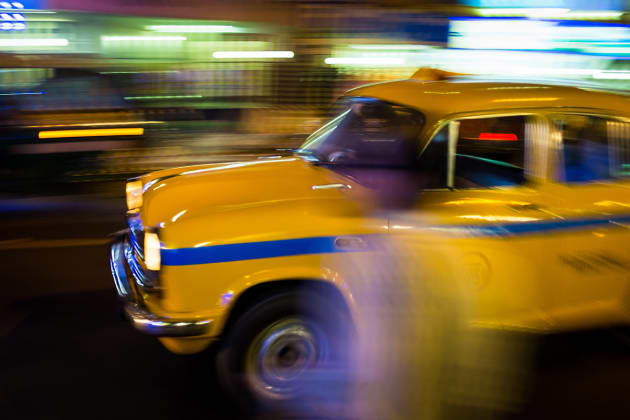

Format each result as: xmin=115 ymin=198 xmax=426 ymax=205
xmin=334 ymin=236 xmax=368 ymax=251
xmin=463 ymin=252 xmax=491 ymax=291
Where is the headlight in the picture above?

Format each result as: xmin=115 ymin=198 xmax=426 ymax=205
xmin=144 ymin=232 xmax=161 ymax=271
xmin=126 ymin=180 xmax=143 ymax=210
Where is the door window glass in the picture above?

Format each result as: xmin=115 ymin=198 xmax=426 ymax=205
xmin=454 ymin=116 xmax=526 ymax=188
xmin=560 ymin=115 xmax=609 ymax=182
xmin=559 ymin=115 xmax=630 ymax=182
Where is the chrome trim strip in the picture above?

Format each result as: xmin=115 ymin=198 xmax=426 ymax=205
xmin=124 ymin=241 xmax=150 ymax=288
xmin=127 ymin=212 xmax=144 ymax=260
xmin=143 ymin=174 xmax=177 ymax=193
xmin=525 ymin=115 xmax=551 ymax=181
xmin=312 ymin=183 xmax=351 ymax=190
xmin=447 ymin=120 xmax=459 ymax=188
xmin=124 ymin=303 xmax=212 ymax=337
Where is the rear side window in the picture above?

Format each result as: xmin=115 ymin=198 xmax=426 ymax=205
xmin=454 ymin=116 xmax=526 ymax=188
xmin=558 ymin=115 xmax=630 ymax=182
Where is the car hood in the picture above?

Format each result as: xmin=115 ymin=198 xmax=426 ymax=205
xmin=139 ymin=157 xmax=363 ymax=228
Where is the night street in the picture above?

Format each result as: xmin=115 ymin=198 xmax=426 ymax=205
xmin=0 ymin=191 xmax=235 ymax=419
xmin=3 ymin=193 xmax=630 ymax=420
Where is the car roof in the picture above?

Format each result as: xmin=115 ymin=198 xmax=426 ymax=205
xmin=347 ymin=77 xmax=630 ymax=122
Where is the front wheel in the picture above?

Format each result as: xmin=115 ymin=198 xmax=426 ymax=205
xmin=216 ymin=290 xmax=351 ymax=416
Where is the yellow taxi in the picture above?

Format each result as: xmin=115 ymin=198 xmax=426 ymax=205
xmin=110 ymin=69 xmax=630 ymax=408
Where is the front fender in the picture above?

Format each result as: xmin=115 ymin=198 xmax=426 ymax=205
xmin=160 ymin=253 xmax=360 ymax=334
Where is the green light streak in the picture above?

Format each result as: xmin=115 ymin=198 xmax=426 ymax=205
xmin=124 ymin=95 xmax=203 ymax=100
xmin=146 ymin=25 xmax=243 ymax=33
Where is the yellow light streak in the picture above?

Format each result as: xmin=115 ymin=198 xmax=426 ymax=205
xmin=38 ymin=128 xmax=144 ymax=139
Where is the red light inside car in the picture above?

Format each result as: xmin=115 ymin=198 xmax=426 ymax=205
xmin=478 ymin=133 xmax=518 ymax=141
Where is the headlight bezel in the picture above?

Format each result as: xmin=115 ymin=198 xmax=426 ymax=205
xmin=126 ymin=180 xmax=143 ymax=210
xmin=144 ymin=230 xmax=162 ymax=271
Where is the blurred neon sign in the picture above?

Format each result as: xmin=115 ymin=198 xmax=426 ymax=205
xmin=0 ymin=2 xmax=25 ymax=31
xmin=464 ymin=0 xmax=623 ymax=9
xmin=449 ymin=18 xmax=630 ymax=58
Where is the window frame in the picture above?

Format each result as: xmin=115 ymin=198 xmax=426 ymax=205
xmin=422 ymin=111 xmax=548 ymax=191
xmin=549 ymin=112 xmax=630 ymax=184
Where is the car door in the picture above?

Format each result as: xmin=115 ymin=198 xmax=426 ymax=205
xmin=391 ymin=112 xmax=560 ymax=331
xmin=541 ymin=113 xmax=630 ymax=329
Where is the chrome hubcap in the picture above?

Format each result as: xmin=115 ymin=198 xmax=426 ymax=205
xmin=246 ymin=318 xmax=326 ymax=400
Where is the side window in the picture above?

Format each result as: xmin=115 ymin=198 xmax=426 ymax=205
xmin=610 ymin=120 xmax=630 ymax=178
xmin=454 ymin=116 xmax=526 ymax=188
xmin=417 ymin=125 xmax=448 ymax=189
xmin=558 ymin=115 xmax=630 ymax=183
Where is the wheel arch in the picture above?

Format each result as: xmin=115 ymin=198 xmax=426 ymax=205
xmin=218 ymin=278 xmax=355 ymax=338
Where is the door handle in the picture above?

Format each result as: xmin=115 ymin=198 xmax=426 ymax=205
xmin=312 ymin=183 xmax=352 ymax=190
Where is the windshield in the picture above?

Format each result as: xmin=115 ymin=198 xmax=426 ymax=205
xmin=298 ymin=97 xmax=424 ymax=168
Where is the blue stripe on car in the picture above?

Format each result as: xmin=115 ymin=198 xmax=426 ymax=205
xmin=160 ymin=215 xmax=630 ymax=266
xmin=161 ymin=236 xmax=346 ymax=266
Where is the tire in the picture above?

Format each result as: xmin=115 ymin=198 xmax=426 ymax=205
xmin=216 ymin=289 xmax=352 ymax=417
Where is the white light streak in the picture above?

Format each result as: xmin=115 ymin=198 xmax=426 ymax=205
xmin=101 ymin=35 xmax=186 ymax=42
xmin=324 ymin=57 xmax=406 ymax=66
xmin=592 ymin=70 xmax=630 ymax=80
xmin=212 ymin=50 xmax=294 ymax=59
xmin=477 ymin=7 xmax=569 ymax=17
xmin=147 ymin=25 xmax=242 ymax=33
xmin=194 ymin=241 xmax=212 ymax=248
xmin=181 ymin=158 xmax=296 ymax=176
xmin=458 ymin=215 xmax=540 ymax=223
xmin=171 ymin=210 xmax=187 ymax=222
xmin=476 ymin=8 xmax=622 ymax=20
xmin=350 ymin=44 xmax=433 ymax=51
xmin=0 ymin=38 xmax=68 ymax=46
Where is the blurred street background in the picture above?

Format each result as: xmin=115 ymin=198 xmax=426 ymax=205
xmin=6 ymin=0 xmax=630 ymax=194
xmin=5 ymin=0 xmax=630 ymax=418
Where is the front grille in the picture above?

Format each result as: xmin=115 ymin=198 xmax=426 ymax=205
xmin=127 ymin=212 xmax=145 ymax=260
xmin=125 ymin=212 xmax=160 ymax=291
xmin=123 ymin=238 xmax=158 ymax=290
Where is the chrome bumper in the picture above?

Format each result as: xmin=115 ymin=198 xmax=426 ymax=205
xmin=124 ymin=303 xmax=212 ymax=337
xmin=109 ymin=233 xmax=212 ymax=337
